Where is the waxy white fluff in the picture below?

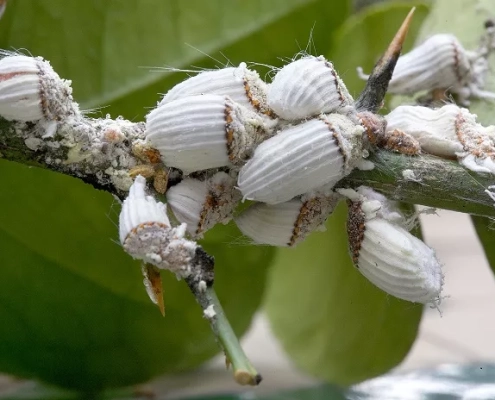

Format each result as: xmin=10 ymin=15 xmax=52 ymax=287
xmin=340 ymin=186 xmax=444 ymax=305
xmin=359 ymin=34 xmax=494 ymax=104
xmin=119 ymin=175 xmax=197 ymax=279
xmin=237 ymin=114 xmax=365 ymax=204
xmin=166 ymin=171 xmax=241 ymax=238
xmin=235 ymin=191 xmax=339 ymax=247
xmin=160 ymin=63 xmax=273 ymax=116
xmin=386 ymin=104 xmax=495 ymax=174
xmin=146 ymin=94 xmax=267 ymax=173
xmin=267 ymin=55 xmax=354 ymax=120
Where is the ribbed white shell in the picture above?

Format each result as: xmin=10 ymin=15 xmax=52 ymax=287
xmin=386 ymin=104 xmax=495 ymax=174
xmin=237 ymin=114 xmax=364 ymax=204
xmin=267 ymin=56 xmax=353 ymax=120
xmin=167 ymin=172 xmax=240 ymax=238
xmin=235 ymin=193 xmax=338 ymax=247
xmin=160 ymin=63 xmax=271 ymax=115
xmin=235 ymin=200 xmax=301 ymax=246
xmin=385 ymin=104 xmax=465 ymax=157
xmin=119 ymin=175 xmax=170 ymax=243
xmin=388 ymin=34 xmax=471 ymax=95
xmin=167 ymin=179 xmax=207 ymax=236
xmin=146 ymin=94 xmax=264 ymax=173
xmin=119 ymin=176 xmax=198 ymax=278
xmin=358 ymin=218 xmax=443 ymax=304
xmin=342 ymin=186 xmax=444 ymax=305
xmin=0 ymin=55 xmax=43 ymax=121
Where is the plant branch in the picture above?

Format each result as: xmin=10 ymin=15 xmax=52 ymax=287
xmin=342 ymin=150 xmax=495 ymax=218
xmin=2 ymin=114 xmax=494 ymax=218
xmin=0 ymin=116 xmax=146 ymax=199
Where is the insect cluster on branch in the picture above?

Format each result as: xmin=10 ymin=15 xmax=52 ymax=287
xmin=1 ymin=14 xmax=495 ymax=316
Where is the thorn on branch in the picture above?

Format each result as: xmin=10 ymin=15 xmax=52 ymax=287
xmin=355 ymin=7 xmax=415 ymax=113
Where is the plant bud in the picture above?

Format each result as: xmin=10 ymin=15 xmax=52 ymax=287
xmin=386 ymin=104 xmax=495 ymax=173
xmin=267 ymin=55 xmax=354 ymax=120
xmin=119 ymin=175 xmax=198 ymax=279
xmin=166 ymin=171 xmax=241 ymax=238
xmin=237 ymin=114 xmax=365 ymax=204
xmin=146 ymin=94 xmax=268 ymax=173
xmin=235 ymin=191 xmax=339 ymax=247
xmin=160 ymin=63 xmax=274 ymax=116
xmin=0 ymin=54 xmax=78 ymax=130
xmin=340 ymin=186 xmax=444 ymax=305
xmin=359 ymin=34 xmax=495 ymax=104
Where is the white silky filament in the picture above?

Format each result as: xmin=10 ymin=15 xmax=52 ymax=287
xmin=237 ymin=113 xmax=365 ymax=204
xmin=119 ymin=175 xmax=198 ymax=279
xmin=267 ymin=55 xmax=354 ymax=120
xmin=160 ymin=63 xmax=274 ymax=117
xmin=166 ymin=171 xmax=241 ymax=238
xmin=386 ymin=104 xmax=495 ymax=174
xmin=146 ymin=94 xmax=268 ymax=173
xmin=235 ymin=191 xmax=340 ymax=247
xmin=340 ymin=186 xmax=444 ymax=305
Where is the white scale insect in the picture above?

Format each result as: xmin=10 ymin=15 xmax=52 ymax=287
xmin=386 ymin=104 xmax=495 ymax=174
xmin=235 ymin=190 xmax=339 ymax=247
xmin=123 ymin=49 xmax=451 ymax=307
xmin=166 ymin=171 xmax=241 ymax=239
xmin=119 ymin=175 xmax=198 ymax=280
xmin=267 ymin=55 xmax=354 ymax=120
xmin=237 ymin=114 xmax=365 ymax=204
xmin=359 ymin=33 xmax=495 ymax=104
xmin=0 ymin=54 xmax=78 ymax=135
xmin=339 ymin=186 xmax=444 ymax=306
xmin=146 ymin=93 xmax=270 ymax=173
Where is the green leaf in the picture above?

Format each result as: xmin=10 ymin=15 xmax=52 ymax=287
xmin=264 ymin=202 xmax=423 ymax=386
xmin=330 ymin=1 xmax=430 ymax=101
xmin=0 ymin=160 xmax=275 ymax=393
xmin=0 ymin=0 xmax=350 ymax=119
xmin=401 ymin=0 xmax=495 ymax=125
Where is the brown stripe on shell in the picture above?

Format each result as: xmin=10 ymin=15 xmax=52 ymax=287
xmin=0 ymin=71 xmax=30 ymax=82
xmin=243 ymin=78 xmax=276 ymax=118
xmin=346 ymin=200 xmax=366 ymax=266
xmin=455 ymin=110 xmax=471 ymax=151
xmin=126 ymin=221 xmax=170 ymax=242
xmin=289 ymin=198 xmax=317 ymax=246
xmin=224 ymin=102 xmax=236 ymax=162
xmin=325 ymin=61 xmax=346 ymax=104
xmin=36 ymin=60 xmax=50 ymax=120
xmin=455 ymin=110 xmax=495 ymax=159
xmin=196 ymin=181 xmax=230 ymax=235
xmin=451 ymin=39 xmax=465 ymax=83
xmin=320 ymin=115 xmax=347 ymax=165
